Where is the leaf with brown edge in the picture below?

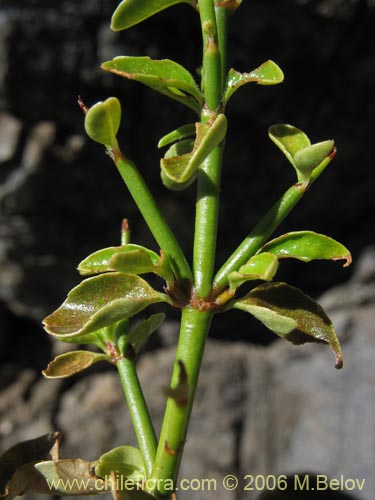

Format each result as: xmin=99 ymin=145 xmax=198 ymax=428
xmin=0 ymin=433 xmax=60 ymax=499
xmin=42 ymin=351 xmax=110 ymax=379
xmin=101 ymin=57 xmax=202 ymax=113
xmin=43 ymin=273 xmax=171 ymax=339
xmin=78 ymin=244 xmax=174 ymax=281
xmin=35 ymin=459 xmax=107 ymax=495
xmin=233 ymin=282 xmax=343 ymax=369
xmin=260 ymin=231 xmax=352 ymax=267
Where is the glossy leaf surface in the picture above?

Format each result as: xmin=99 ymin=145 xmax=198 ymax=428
xmin=78 ymin=245 xmax=159 ymax=275
xmin=233 ymin=282 xmax=343 ymax=368
xmin=111 ymin=0 xmax=196 ymax=32
xmin=224 ymin=60 xmax=284 ymax=102
xmin=161 ymin=114 xmax=227 ymax=189
xmin=84 ymin=97 xmax=121 ymax=148
xmin=268 ymin=124 xmax=335 ymax=183
xmin=35 ymin=459 xmax=106 ymax=495
xmin=102 ymin=57 xmax=202 ymax=113
xmin=43 ymin=273 xmax=170 ymax=338
xmin=260 ymin=231 xmax=352 ymax=267
xmin=158 ymin=123 xmax=195 ymax=148
xmin=127 ymin=313 xmax=166 ymax=354
xmin=0 ymin=433 xmax=60 ymax=499
xmin=95 ymin=446 xmax=145 ymax=482
xmin=43 ymin=351 xmax=110 ymax=379
xmin=228 ymin=253 xmax=279 ymax=291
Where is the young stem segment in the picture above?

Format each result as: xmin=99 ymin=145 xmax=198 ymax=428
xmin=116 ymin=351 xmax=157 ymax=478
xmin=213 ymin=155 xmax=335 ymax=290
xmin=149 ymin=308 xmax=213 ymax=497
xmin=114 ymin=154 xmax=193 ymax=286
xmin=193 ymin=0 xmax=227 ymax=298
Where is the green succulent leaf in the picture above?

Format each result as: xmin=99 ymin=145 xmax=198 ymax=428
xmin=158 ymin=123 xmax=196 ymax=148
xmin=161 ymin=114 xmax=227 ymax=190
xmin=268 ymin=124 xmax=335 ymax=184
xmin=127 ymin=313 xmax=166 ymax=354
xmin=79 ymin=244 xmax=176 ymax=282
xmin=79 ymin=245 xmax=159 ymax=275
xmin=0 ymin=433 xmax=60 ymax=499
xmin=95 ymin=446 xmax=146 ymax=483
xmin=111 ymin=0 xmax=196 ymax=32
xmin=84 ymin=97 xmax=121 ymax=149
xmin=260 ymin=231 xmax=352 ymax=267
xmin=294 ymin=140 xmax=335 ymax=177
xmin=101 ymin=57 xmax=203 ymax=113
xmin=43 ymin=273 xmax=171 ymax=339
xmin=42 ymin=351 xmax=110 ymax=379
xmin=224 ymin=60 xmax=284 ymax=102
xmin=35 ymin=459 xmax=106 ymax=495
xmin=233 ymin=282 xmax=343 ymax=369
xmin=228 ymin=253 xmax=279 ymax=292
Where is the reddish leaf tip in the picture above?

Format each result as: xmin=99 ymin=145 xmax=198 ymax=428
xmin=122 ymin=219 xmax=130 ymax=232
xmin=77 ymin=95 xmax=89 ymax=115
xmin=335 ymin=353 xmax=343 ymax=370
xmin=328 ymin=146 xmax=337 ymax=160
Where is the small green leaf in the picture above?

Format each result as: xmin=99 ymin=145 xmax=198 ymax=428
xmin=268 ymin=124 xmax=335 ymax=184
xmin=78 ymin=245 xmax=160 ymax=275
xmin=294 ymin=140 xmax=335 ymax=177
xmin=0 ymin=433 xmax=60 ymax=499
xmin=95 ymin=446 xmax=146 ymax=483
xmin=233 ymin=282 xmax=343 ymax=369
xmin=224 ymin=60 xmax=284 ymax=102
xmin=42 ymin=351 xmax=110 ymax=379
xmin=111 ymin=0 xmax=196 ymax=32
xmin=260 ymin=231 xmax=352 ymax=267
xmin=84 ymin=97 xmax=121 ymax=149
xmin=35 ymin=459 xmax=106 ymax=495
xmin=43 ymin=273 xmax=170 ymax=339
xmin=79 ymin=245 xmax=175 ymax=282
xmin=127 ymin=313 xmax=166 ymax=354
xmin=228 ymin=253 xmax=279 ymax=292
xmin=269 ymin=124 xmax=310 ymax=164
xmin=161 ymin=114 xmax=227 ymax=190
xmin=101 ymin=57 xmax=203 ymax=113
xmin=158 ymin=123 xmax=196 ymax=148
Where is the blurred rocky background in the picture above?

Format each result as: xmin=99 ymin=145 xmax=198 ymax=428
xmin=0 ymin=0 xmax=374 ymax=499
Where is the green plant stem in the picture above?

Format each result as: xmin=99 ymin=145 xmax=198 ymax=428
xmin=199 ymin=0 xmax=222 ymax=110
xmin=213 ymin=156 xmax=334 ymax=290
xmin=149 ymin=308 xmax=213 ymax=497
xmin=215 ymin=4 xmax=228 ymax=91
xmin=115 ymin=154 xmax=193 ymax=285
xmin=116 ymin=354 xmax=157 ymax=478
xmin=193 ymin=1 xmax=227 ymax=298
xmin=193 ymin=144 xmax=224 ymax=297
